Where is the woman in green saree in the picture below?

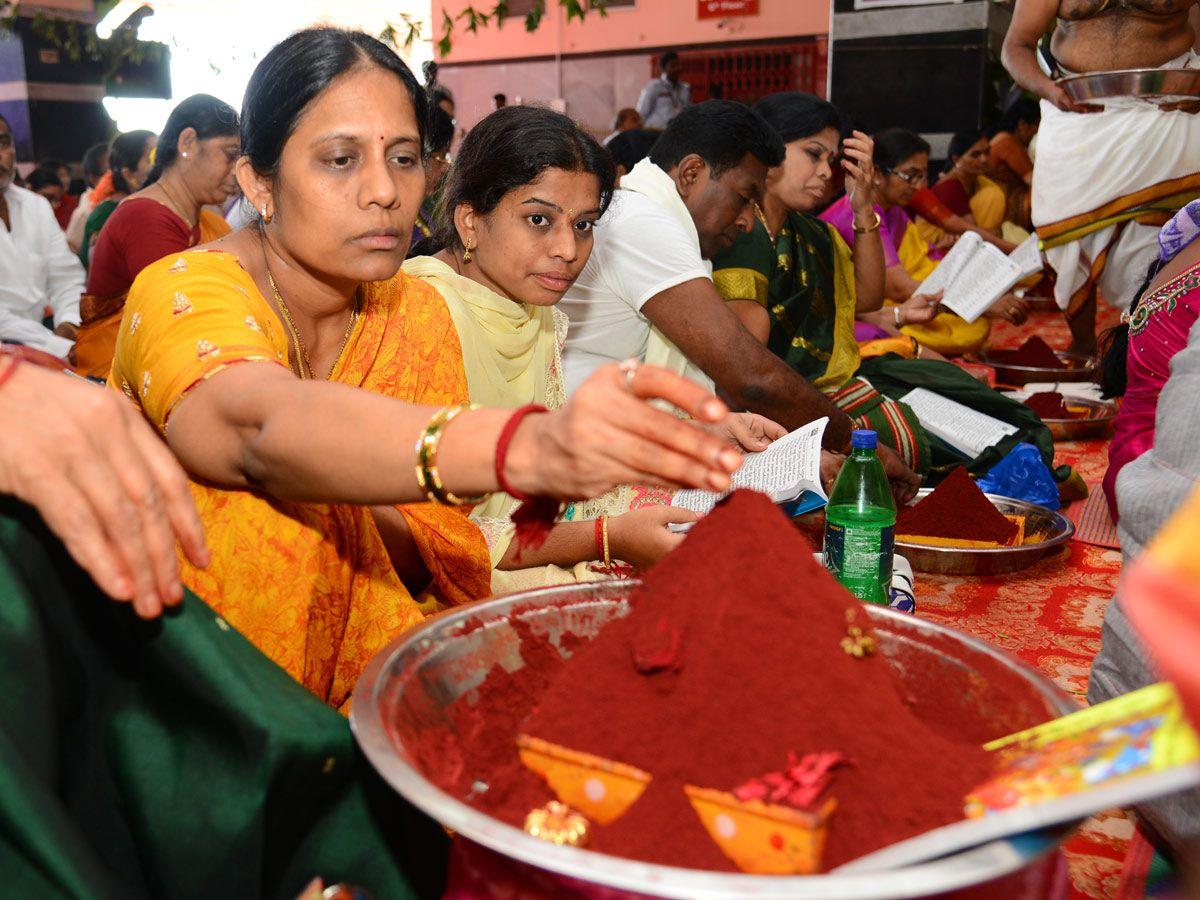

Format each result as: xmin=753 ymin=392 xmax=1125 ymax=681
xmin=713 ymin=92 xmax=1053 ymax=478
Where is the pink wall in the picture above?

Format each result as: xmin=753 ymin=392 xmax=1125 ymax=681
xmin=433 ymin=0 xmax=830 ymax=64
xmin=436 ymin=50 xmax=668 ymax=136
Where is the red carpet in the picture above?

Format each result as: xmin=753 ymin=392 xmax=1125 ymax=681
xmin=914 ymin=302 xmax=1131 ymax=899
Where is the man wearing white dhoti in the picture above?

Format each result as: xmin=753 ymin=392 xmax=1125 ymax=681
xmin=1003 ymin=0 xmax=1200 ymax=354
xmin=0 ymin=114 xmax=84 ymax=357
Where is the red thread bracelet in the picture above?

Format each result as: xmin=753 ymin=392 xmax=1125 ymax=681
xmin=494 ymin=403 xmax=549 ymax=501
xmin=494 ymin=404 xmax=561 ymax=556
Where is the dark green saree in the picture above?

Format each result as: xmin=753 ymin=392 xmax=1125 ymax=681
xmin=0 ymin=500 xmax=447 ymax=900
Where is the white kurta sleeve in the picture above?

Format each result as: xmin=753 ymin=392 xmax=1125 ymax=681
xmin=0 ymin=307 xmax=73 ymax=356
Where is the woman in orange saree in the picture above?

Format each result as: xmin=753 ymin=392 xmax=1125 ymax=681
xmin=111 ymin=250 xmax=492 ymax=710
xmin=106 ymin=29 xmax=743 ymax=712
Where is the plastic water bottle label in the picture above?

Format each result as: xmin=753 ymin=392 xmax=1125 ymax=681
xmin=824 ymin=522 xmax=895 ymax=603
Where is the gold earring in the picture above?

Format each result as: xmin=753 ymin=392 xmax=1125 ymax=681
xmin=462 ymin=240 xmax=473 ymax=265
xmin=261 ymin=205 xmax=272 ymax=224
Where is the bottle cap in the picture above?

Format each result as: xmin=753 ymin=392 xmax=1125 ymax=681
xmin=851 ymin=429 xmax=877 ymax=450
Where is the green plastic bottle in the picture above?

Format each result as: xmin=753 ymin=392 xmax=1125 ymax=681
xmin=823 ymin=429 xmax=896 ymax=604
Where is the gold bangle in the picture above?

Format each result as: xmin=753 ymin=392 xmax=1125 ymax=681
xmin=414 ymin=403 xmax=486 ymax=506
xmin=601 ymin=515 xmax=612 ymax=571
xmin=852 ymin=209 xmax=882 ymax=234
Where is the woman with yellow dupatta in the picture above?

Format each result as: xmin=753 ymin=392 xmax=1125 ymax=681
xmin=75 ymin=94 xmax=240 ymax=378
xmin=109 ymin=29 xmax=745 ymax=711
xmin=406 ymin=105 xmax=783 ymax=592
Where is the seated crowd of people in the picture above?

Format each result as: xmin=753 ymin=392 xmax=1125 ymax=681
xmin=1 ymin=22 xmax=1198 ymax=894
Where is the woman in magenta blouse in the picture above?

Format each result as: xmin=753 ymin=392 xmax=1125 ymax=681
xmin=1103 ymin=200 xmax=1200 ymax=520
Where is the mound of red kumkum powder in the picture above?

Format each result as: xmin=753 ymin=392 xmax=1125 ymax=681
xmin=515 ymin=490 xmax=993 ymax=871
xmin=1001 ymin=335 xmax=1067 ymax=369
xmin=896 ymin=466 xmax=1020 ymax=545
xmin=1023 ymin=391 xmax=1085 ymax=420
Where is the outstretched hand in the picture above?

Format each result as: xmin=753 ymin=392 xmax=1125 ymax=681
xmin=502 ymin=361 xmax=744 ymax=501
xmin=0 ymin=363 xmax=208 ymax=618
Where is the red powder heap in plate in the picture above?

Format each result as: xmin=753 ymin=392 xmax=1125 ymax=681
xmin=449 ymin=490 xmax=993 ymax=872
xmin=1003 ymin=336 xmax=1067 ymax=369
xmin=896 ymin=466 xmax=1020 ymax=545
xmin=1023 ymin=391 xmax=1085 ymax=420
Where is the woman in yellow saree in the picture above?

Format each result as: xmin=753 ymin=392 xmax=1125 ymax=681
xmin=911 ymin=132 xmax=1025 ymax=250
xmin=107 ymin=29 xmax=744 ymax=711
xmin=405 ymin=106 xmax=781 ymax=593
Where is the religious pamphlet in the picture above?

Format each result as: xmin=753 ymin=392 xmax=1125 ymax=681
xmin=898 ymin=388 xmax=1019 ymax=459
xmin=671 ymin=417 xmax=829 ymax=519
xmin=915 ymin=231 xmax=1044 ymax=324
xmin=839 ymin=683 xmax=1200 ymax=872
xmin=1009 ymin=232 xmax=1044 ymax=280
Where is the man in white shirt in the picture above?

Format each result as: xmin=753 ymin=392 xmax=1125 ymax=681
xmin=0 ymin=114 xmax=85 ymax=358
xmin=560 ymin=100 xmax=920 ymax=493
xmin=635 ymin=52 xmax=692 ymax=131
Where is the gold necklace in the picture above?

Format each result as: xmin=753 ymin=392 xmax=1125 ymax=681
xmin=754 ymin=201 xmax=780 ymax=241
xmin=265 ymin=264 xmax=359 ymax=381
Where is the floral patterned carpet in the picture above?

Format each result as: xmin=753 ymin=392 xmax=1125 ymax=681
xmin=914 ymin=300 xmax=1133 ymax=899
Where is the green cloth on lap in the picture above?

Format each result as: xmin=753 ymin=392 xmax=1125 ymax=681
xmin=0 ymin=500 xmax=447 ymax=900
xmin=856 ymin=354 xmax=1059 ymax=482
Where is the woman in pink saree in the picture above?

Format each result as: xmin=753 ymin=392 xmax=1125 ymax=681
xmin=1103 ymin=200 xmax=1200 ymax=521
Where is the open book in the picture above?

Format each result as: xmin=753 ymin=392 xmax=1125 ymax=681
xmin=839 ymin=682 xmax=1200 ymax=872
xmin=899 ymin=388 xmax=1018 ymax=459
xmin=672 ymin=417 xmax=828 ymax=519
xmin=915 ymin=231 xmax=1044 ymax=324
